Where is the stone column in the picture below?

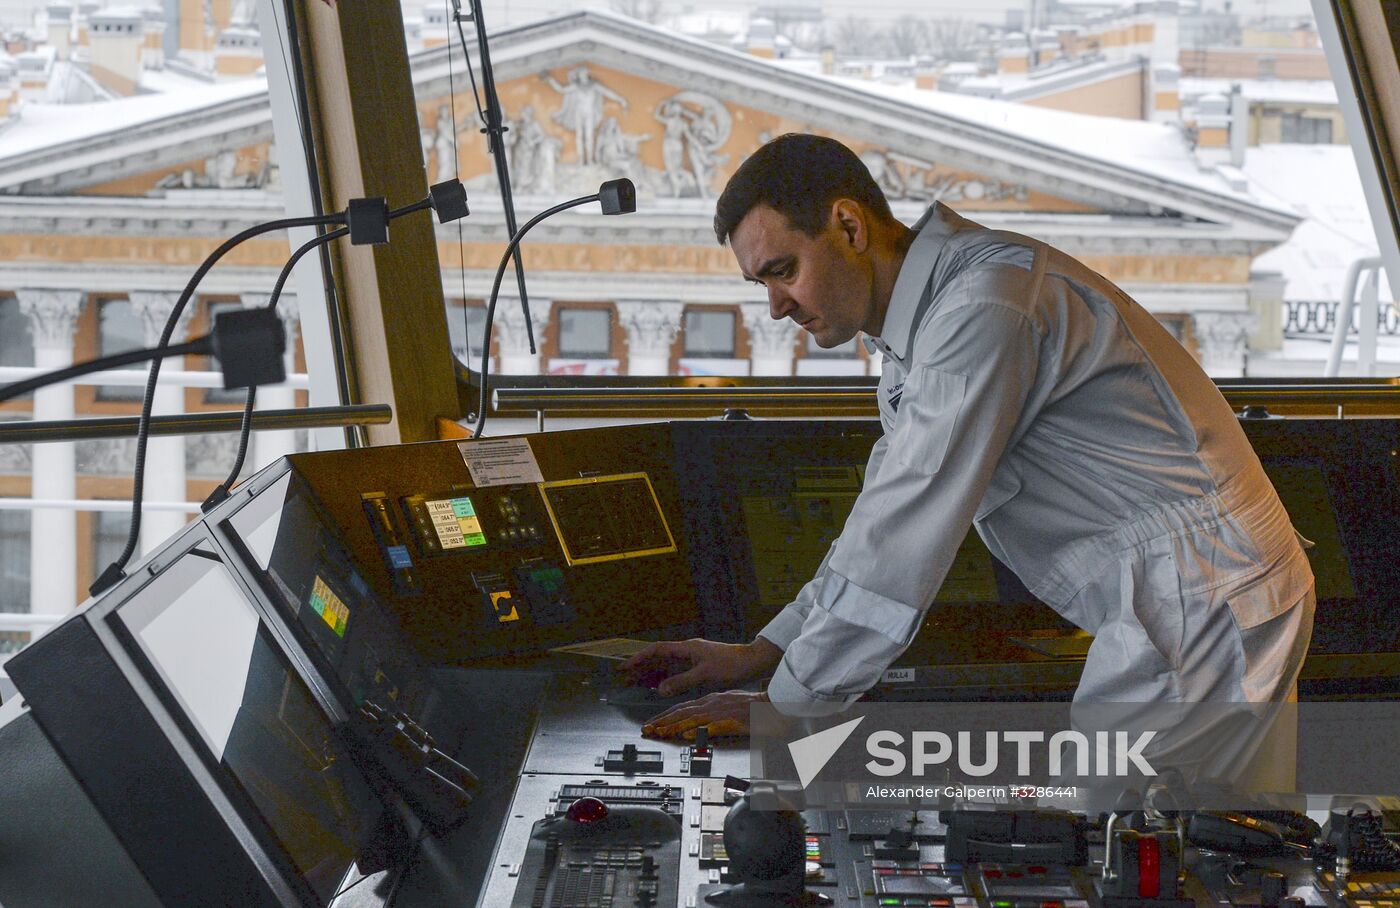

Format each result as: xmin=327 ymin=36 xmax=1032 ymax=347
xmin=16 ymin=289 xmax=81 ymax=614
xmin=1192 ymin=310 xmax=1257 ymax=378
xmin=243 ymin=292 xmax=301 ymax=470
xmin=129 ymin=290 xmax=193 ymax=552
xmin=741 ymin=303 xmax=800 ymax=377
xmin=1247 ymin=271 xmax=1286 ymax=353
xmin=616 ymin=301 xmax=683 ymax=376
xmin=494 ymin=298 xmax=550 ymax=375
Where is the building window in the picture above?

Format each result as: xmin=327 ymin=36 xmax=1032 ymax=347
xmin=557 ymin=308 xmax=612 ymax=358
xmin=0 ymin=297 xmax=33 ymax=369
xmin=1280 ymin=112 xmax=1332 ymax=144
xmin=92 ymin=509 xmax=137 ymax=582
xmin=0 ymin=296 xmax=34 ymax=402
xmin=203 ymin=300 xmax=246 ymax=404
xmin=96 ymin=298 xmax=146 ymax=402
xmin=0 ymin=509 xmax=29 ymax=614
xmin=804 ymin=331 xmax=860 ymax=358
xmin=446 ymin=301 xmax=488 ymax=364
xmin=683 ymin=309 xmax=736 ymax=357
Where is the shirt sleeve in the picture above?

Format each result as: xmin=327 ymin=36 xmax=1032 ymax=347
xmin=756 ymin=431 xmax=890 ymax=650
xmin=767 ymin=301 xmax=1043 ymax=716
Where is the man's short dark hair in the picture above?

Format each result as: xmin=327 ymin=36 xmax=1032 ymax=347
xmin=713 ymin=133 xmax=894 ymax=246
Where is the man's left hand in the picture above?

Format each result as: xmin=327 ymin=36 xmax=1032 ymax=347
xmin=641 ymin=690 xmax=766 ymax=740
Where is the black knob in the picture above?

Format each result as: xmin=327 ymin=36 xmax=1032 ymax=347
xmin=722 ymin=794 xmax=806 ymax=893
xmin=1260 ymin=871 xmax=1287 ymax=908
xmin=622 ymin=743 xmax=638 ymax=762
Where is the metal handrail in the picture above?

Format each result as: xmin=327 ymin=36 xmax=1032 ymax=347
xmin=0 ymin=404 xmax=392 ymax=444
xmin=492 ymin=382 xmax=1400 ymax=417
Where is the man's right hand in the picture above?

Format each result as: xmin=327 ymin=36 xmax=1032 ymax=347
xmin=616 ymin=638 xmax=782 ymax=698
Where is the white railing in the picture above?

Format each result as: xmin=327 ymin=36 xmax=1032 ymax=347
xmin=0 ymin=498 xmax=202 ymax=512
xmin=1326 ymin=256 xmax=1388 ymax=377
xmin=0 ymin=366 xmax=309 ymax=389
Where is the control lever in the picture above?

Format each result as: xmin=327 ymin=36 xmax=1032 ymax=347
xmin=348 ymin=701 xmax=480 ymax=836
xmin=1101 ymin=805 xmax=1192 ymax=908
xmin=703 ymin=791 xmax=831 ymax=906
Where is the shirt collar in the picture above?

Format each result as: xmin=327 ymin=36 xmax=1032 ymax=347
xmin=867 ymin=202 xmax=963 ymax=363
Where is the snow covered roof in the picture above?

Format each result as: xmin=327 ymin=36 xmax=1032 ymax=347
xmin=1242 ymin=144 xmax=1385 ymax=301
xmin=822 ymin=75 xmax=1294 ymax=216
xmin=0 ymin=77 xmax=264 ymax=160
xmin=1179 ymin=77 xmax=1337 ymax=106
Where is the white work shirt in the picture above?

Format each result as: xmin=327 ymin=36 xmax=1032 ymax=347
xmin=760 ymin=203 xmax=1314 ymax=716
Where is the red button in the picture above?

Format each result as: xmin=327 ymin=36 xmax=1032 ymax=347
xmin=1138 ymin=836 xmax=1161 ymax=898
xmin=565 ymin=796 xmax=609 ymax=824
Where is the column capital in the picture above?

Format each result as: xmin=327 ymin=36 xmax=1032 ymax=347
xmin=740 ymin=302 xmax=800 ymax=360
xmin=1192 ymin=310 xmax=1256 ymax=377
xmin=494 ymin=298 xmax=551 ymax=356
xmin=128 ymin=290 xmax=194 ymax=347
xmin=15 ymin=288 xmax=82 ymax=349
xmin=616 ymin=300 xmax=684 ymax=359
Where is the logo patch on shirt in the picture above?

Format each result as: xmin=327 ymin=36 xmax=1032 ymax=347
xmin=886 ymin=381 xmax=905 ymax=413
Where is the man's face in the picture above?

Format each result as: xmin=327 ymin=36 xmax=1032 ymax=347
xmin=729 ymin=202 xmax=874 ymax=348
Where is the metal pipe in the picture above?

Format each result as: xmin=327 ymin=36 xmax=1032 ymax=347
xmin=1326 ymin=256 xmax=1383 ymax=377
xmin=491 ymin=384 xmax=1400 ymax=416
xmin=0 ymin=404 xmax=391 ymax=445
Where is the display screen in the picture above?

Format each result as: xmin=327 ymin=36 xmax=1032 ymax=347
xmin=538 ymin=473 xmax=677 ymax=565
xmin=116 ymin=553 xmax=378 ymax=905
xmin=426 ymin=495 xmax=488 ymax=549
xmin=308 ymin=575 xmax=350 ymax=638
xmin=739 ymin=466 xmax=999 ymax=609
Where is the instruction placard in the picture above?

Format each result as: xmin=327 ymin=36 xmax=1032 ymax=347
xmin=458 ymin=437 xmax=545 ymax=488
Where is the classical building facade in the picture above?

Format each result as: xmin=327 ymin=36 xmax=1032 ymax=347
xmin=0 ymin=10 xmax=1299 ymax=629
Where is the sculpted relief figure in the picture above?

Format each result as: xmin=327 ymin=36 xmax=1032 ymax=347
xmin=540 ymin=67 xmax=628 ymax=166
xmin=595 ymin=115 xmax=650 ymax=181
xmin=653 ymin=92 xmax=732 ymax=198
xmin=510 ymin=105 xmax=561 ymax=193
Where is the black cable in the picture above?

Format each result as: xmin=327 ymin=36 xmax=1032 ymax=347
xmin=473 ymin=194 xmax=599 ymax=438
xmin=458 ymin=0 xmax=536 ymax=354
xmin=91 ymin=211 xmax=343 ymax=597
xmin=0 ymin=340 xmax=210 ymax=404
xmin=203 ymin=225 xmax=352 ymax=512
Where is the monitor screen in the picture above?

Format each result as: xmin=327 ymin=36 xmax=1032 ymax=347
xmin=116 ymin=552 xmax=381 ymax=904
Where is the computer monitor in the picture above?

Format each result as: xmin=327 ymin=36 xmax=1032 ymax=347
xmin=8 ymin=524 xmax=401 ymax=907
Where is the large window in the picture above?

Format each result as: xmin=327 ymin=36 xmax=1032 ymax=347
xmin=446 ymin=301 xmax=489 ymax=364
xmin=1281 ymin=112 xmax=1333 ymax=144
xmin=0 ymin=296 xmax=33 ymax=403
xmin=557 ymin=308 xmax=613 ymax=358
xmin=0 ymin=297 xmax=32 ymax=370
xmin=0 ymin=510 xmax=29 ymax=615
xmin=95 ymin=298 xmax=146 ymax=402
xmin=683 ymin=310 xmax=737 ymax=358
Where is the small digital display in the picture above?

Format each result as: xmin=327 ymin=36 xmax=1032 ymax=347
xmin=538 ymin=473 xmax=677 ymax=566
xmin=425 ymin=496 xmax=487 ymax=550
xmin=876 ymin=873 xmax=966 ymax=896
xmin=308 ymin=575 xmax=349 ymax=638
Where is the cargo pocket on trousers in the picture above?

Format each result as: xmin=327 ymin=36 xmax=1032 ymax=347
xmin=889 ymin=366 xmax=966 ymax=477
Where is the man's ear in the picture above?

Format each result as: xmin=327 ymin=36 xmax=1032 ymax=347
xmin=831 ymin=199 xmax=868 ymax=253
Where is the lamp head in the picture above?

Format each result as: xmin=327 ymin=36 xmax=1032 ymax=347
xmin=429 ymin=179 xmax=470 ymax=223
xmin=597 ymin=178 xmax=636 ymax=215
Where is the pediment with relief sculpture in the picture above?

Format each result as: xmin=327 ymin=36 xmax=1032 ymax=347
xmin=0 ymin=8 xmax=1294 ymax=246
